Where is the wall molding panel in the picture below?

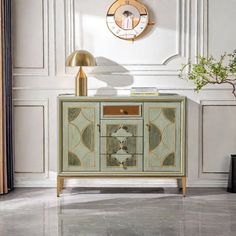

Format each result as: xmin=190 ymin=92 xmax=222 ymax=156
xmin=56 ymin=0 xmax=191 ymax=76
xmin=198 ymin=0 xmax=236 ymax=58
xmin=199 ymin=100 xmax=236 ymax=181
xmin=13 ymin=99 xmax=49 ymax=185
xmin=13 ymin=0 xmax=49 ymax=76
xmin=66 ymin=0 xmax=186 ymax=64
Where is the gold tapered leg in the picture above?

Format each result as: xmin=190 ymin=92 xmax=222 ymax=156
xmin=60 ymin=178 xmax=64 ymax=190
xmin=57 ymin=176 xmax=61 ymax=197
xmin=181 ymin=176 xmax=187 ymax=197
xmin=57 ymin=177 xmax=65 ymax=197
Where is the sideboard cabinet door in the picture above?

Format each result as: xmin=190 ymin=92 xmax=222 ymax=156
xmin=61 ymin=102 xmax=100 ymax=172
xmin=144 ymin=102 xmax=184 ymax=175
xmin=100 ymin=119 xmax=143 ymax=172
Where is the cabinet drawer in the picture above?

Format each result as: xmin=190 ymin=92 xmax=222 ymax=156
xmin=100 ymin=136 xmax=143 ymax=155
xmin=102 ymin=103 xmax=142 ymax=118
xmin=100 ymin=119 xmax=143 ymax=137
xmin=101 ymin=154 xmax=143 ymax=172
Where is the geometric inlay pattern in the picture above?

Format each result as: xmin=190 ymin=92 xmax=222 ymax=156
xmin=68 ymin=107 xmax=95 ymax=167
xmin=105 ymin=124 xmax=139 ymax=169
xmin=148 ymin=108 xmax=176 ymax=167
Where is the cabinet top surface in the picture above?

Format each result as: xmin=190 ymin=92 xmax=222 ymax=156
xmin=58 ymin=94 xmax=186 ymax=102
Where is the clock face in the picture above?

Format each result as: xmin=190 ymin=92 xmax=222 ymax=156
xmin=106 ymin=0 xmax=149 ymax=40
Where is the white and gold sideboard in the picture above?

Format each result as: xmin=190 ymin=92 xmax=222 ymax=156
xmin=57 ymin=95 xmax=186 ymax=196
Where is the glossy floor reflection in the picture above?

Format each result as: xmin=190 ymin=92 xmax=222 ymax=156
xmin=0 ymin=188 xmax=236 ymax=236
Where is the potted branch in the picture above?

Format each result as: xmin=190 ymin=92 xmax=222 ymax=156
xmin=179 ymin=50 xmax=236 ymax=96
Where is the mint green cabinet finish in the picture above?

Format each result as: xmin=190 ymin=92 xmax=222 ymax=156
xmin=61 ymin=102 xmax=100 ymax=172
xmin=58 ymin=96 xmax=185 ymax=177
xmin=144 ymin=102 xmax=183 ymax=174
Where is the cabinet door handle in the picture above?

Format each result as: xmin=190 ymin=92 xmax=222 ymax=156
xmin=97 ymin=124 xmax=101 ymax=132
xmin=146 ymin=124 xmax=151 ymax=131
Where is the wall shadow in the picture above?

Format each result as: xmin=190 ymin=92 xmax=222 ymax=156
xmin=91 ymin=57 xmax=134 ymax=96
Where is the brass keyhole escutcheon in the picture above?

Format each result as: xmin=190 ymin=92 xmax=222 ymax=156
xmin=146 ymin=124 xmax=151 ymax=131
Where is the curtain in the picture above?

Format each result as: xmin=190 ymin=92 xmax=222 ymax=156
xmin=0 ymin=0 xmax=13 ymax=195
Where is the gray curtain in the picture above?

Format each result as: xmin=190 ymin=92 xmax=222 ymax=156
xmin=0 ymin=0 xmax=13 ymax=195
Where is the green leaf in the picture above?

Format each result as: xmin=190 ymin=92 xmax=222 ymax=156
xmin=178 ymin=50 xmax=236 ymax=97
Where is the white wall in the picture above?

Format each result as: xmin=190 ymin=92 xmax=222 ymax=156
xmin=12 ymin=0 xmax=236 ymax=187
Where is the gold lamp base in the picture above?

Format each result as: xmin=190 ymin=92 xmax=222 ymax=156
xmin=66 ymin=50 xmax=97 ymax=95
xmin=76 ymin=66 xmax=87 ymax=96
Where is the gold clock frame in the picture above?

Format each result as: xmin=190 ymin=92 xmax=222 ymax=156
xmin=106 ymin=0 xmax=152 ymax=41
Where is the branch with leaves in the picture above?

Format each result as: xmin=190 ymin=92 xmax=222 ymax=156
xmin=179 ymin=50 xmax=236 ymax=97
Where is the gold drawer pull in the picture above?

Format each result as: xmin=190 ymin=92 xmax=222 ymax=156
xmin=120 ymin=109 xmax=128 ymax=114
xmin=120 ymin=161 xmax=127 ymax=170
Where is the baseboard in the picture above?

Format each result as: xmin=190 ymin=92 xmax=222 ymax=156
xmin=14 ymin=177 xmax=228 ymax=188
xmin=187 ymin=179 xmax=228 ymax=187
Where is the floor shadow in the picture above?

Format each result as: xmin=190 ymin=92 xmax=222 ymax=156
xmin=59 ymin=187 xmax=231 ymax=198
xmin=62 ymin=187 xmax=165 ymax=195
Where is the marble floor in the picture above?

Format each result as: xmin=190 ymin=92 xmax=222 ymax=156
xmin=0 ymin=188 xmax=236 ymax=236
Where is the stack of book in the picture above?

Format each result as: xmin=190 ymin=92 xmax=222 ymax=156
xmin=130 ymin=87 xmax=159 ymax=96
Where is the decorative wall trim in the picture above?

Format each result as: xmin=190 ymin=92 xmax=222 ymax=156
xmin=13 ymin=99 xmax=49 ymax=180
xmin=11 ymin=86 xmax=236 ymax=92
xmin=199 ymin=99 xmax=236 ymax=181
xmin=194 ymin=0 xmax=200 ymax=61
xmin=187 ymin=179 xmax=227 ymax=188
xmin=61 ymin=0 xmax=190 ymax=75
xmin=14 ymin=178 xmax=228 ymax=188
xmin=196 ymin=0 xmax=208 ymax=58
xmin=202 ymin=0 xmax=209 ymax=57
xmin=13 ymin=0 xmax=49 ymax=76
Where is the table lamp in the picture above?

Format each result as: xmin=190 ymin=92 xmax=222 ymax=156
xmin=66 ymin=50 xmax=97 ymax=96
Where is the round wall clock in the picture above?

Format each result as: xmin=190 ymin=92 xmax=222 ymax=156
xmin=106 ymin=0 xmax=149 ymax=40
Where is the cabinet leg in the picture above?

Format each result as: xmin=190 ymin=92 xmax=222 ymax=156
xmin=57 ymin=176 xmax=64 ymax=197
xmin=60 ymin=178 xmax=64 ymax=190
xmin=57 ymin=176 xmax=61 ymax=197
xmin=181 ymin=176 xmax=186 ymax=197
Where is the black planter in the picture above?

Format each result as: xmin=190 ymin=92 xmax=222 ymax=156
xmin=227 ymin=155 xmax=236 ymax=193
